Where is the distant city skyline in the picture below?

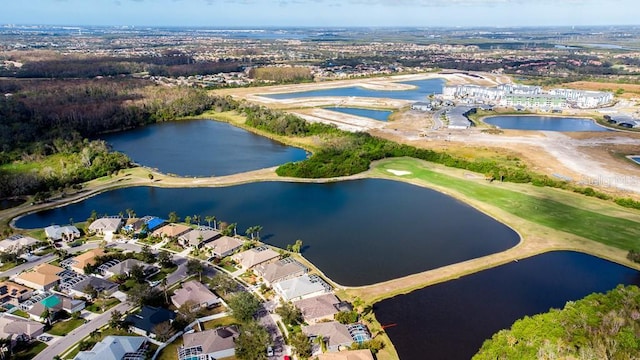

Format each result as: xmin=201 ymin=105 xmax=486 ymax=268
xmin=2 ymin=0 xmax=638 ymax=28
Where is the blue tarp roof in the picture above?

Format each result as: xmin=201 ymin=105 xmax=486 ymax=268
xmin=145 ymin=217 xmax=165 ymax=231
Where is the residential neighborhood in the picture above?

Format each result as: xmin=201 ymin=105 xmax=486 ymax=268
xmin=0 ymin=213 xmax=378 ymax=360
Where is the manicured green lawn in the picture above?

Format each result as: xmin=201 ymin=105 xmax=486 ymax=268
xmin=85 ymin=298 xmax=120 ymax=313
xmin=12 ymin=309 xmax=30 ymax=318
xmin=375 ymin=158 xmax=640 ymax=250
xmin=200 ymin=315 xmax=237 ymax=330
xmin=12 ymin=340 xmax=47 ymax=360
xmin=48 ymin=318 xmax=85 ymax=336
xmin=162 ymin=239 xmax=184 ymax=253
xmin=156 ymin=337 xmax=183 ymax=360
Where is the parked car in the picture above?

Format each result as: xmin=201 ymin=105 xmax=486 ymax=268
xmin=267 ymin=346 xmax=274 ymax=357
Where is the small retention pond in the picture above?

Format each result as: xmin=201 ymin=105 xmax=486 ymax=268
xmin=629 ymin=156 xmax=640 ymax=165
xmin=15 ymin=179 xmax=518 ymax=286
xmin=374 ymin=251 xmax=640 ymax=360
xmin=324 ymin=107 xmax=392 ymax=121
xmin=261 ymin=79 xmax=444 ymax=101
xmin=100 ymin=120 xmax=308 ymax=177
xmin=484 ymin=115 xmax=609 ymax=132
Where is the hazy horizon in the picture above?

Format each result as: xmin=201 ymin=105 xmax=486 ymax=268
xmin=2 ymin=0 xmax=638 ymax=28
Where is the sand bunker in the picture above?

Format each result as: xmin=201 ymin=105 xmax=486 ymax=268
xmin=387 ymin=169 xmax=412 ymax=176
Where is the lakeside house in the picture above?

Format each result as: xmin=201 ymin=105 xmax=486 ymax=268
xmin=231 ymin=246 xmax=280 ymax=270
xmin=204 ymin=235 xmax=243 ymax=257
xmin=273 ymin=274 xmax=330 ymax=302
xmin=126 ymin=305 xmax=176 ymax=338
xmin=178 ymin=326 xmax=239 ymax=360
xmin=302 ymin=321 xmax=354 ymax=352
xmin=316 ymin=349 xmax=375 ymax=360
xmin=254 ymin=257 xmax=308 ymax=286
xmin=178 ymin=227 xmax=221 ymax=248
xmin=152 ymin=223 xmax=192 ymax=240
xmin=74 ymin=335 xmax=147 ymax=360
xmin=0 ymin=234 xmax=39 ymax=253
xmin=171 ymin=280 xmax=220 ymax=310
xmin=15 ymin=263 xmax=64 ymax=291
xmin=87 ymin=217 xmax=123 ymax=237
xmin=293 ymin=293 xmax=341 ymax=324
xmin=44 ymin=225 xmax=80 ymax=242
xmin=0 ymin=313 xmax=44 ymax=344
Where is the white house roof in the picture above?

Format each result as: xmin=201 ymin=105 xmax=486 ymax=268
xmin=74 ymin=336 xmax=146 ymax=360
xmin=0 ymin=234 xmax=39 ymax=252
xmin=171 ymin=280 xmax=219 ymax=308
xmin=88 ymin=218 xmax=122 ymax=233
xmin=273 ymin=274 xmax=328 ymax=301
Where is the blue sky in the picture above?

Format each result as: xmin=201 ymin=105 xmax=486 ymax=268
xmin=2 ymin=0 xmax=638 ymax=27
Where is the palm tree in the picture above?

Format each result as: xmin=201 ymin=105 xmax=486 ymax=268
xmin=254 ymin=225 xmax=263 ymax=240
xmin=125 ymin=208 xmax=135 ymax=219
xmin=245 ymin=226 xmax=255 ymax=240
xmin=193 ymin=214 xmax=201 ymax=226
xmin=205 ymin=215 xmax=214 ymax=228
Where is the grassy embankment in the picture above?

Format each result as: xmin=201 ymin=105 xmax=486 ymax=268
xmin=346 ymin=158 xmax=640 ymax=301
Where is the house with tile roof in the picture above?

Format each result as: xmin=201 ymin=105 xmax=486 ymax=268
xmin=204 ymin=235 xmax=243 ymax=257
xmin=302 ymin=321 xmax=354 ymax=352
xmin=87 ymin=217 xmax=123 ymax=236
xmin=316 ymin=349 xmax=374 ymax=360
xmin=15 ymin=263 xmax=64 ymax=291
xmin=293 ymin=293 xmax=341 ymax=324
xmin=0 ymin=314 xmax=44 ymax=343
xmin=152 ymin=223 xmax=192 ymax=240
xmin=70 ymin=248 xmax=105 ymax=274
xmin=231 ymin=246 xmax=280 ymax=270
xmin=0 ymin=281 xmax=34 ymax=305
xmin=171 ymin=280 xmax=220 ymax=310
xmin=179 ymin=227 xmax=221 ymax=248
xmin=178 ymin=326 xmax=239 ymax=360
xmin=27 ymin=294 xmax=85 ymax=323
xmin=255 ymin=258 xmax=307 ymax=286
xmin=44 ymin=225 xmax=80 ymax=242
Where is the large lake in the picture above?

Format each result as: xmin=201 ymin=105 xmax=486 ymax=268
xmin=100 ymin=120 xmax=308 ymax=177
xmin=262 ymin=79 xmax=444 ymax=101
xmin=484 ymin=115 xmax=609 ymax=132
xmin=324 ymin=107 xmax=392 ymax=121
xmin=15 ymin=179 xmax=519 ymax=286
xmin=374 ymin=251 xmax=640 ymax=360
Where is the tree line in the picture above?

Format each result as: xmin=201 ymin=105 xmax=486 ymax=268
xmin=474 ymin=285 xmax=640 ymax=359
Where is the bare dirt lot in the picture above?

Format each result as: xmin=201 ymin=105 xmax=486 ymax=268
xmin=217 ymin=72 xmax=640 ymax=198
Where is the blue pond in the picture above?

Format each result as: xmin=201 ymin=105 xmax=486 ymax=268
xmin=324 ymin=107 xmax=393 ymax=121
xmin=100 ymin=120 xmax=307 ymax=177
xmin=14 ymin=179 xmax=519 ymax=286
xmin=630 ymin=156 xmax=640 ymax=165
xmin=375 ymin=251 xmax=640 ymax=360
xmin=484 ymin=115 xmax=609 ymax=132
xmin=262 ymin=78 xmax=444 ymax=101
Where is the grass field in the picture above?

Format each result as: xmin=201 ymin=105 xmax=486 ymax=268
xmin=13 ymin=341 xmax=47 ymax=360
xmin=374 ymin=158 xmax=640 ymax=251
xmin=48 ymin=318 xmax=86 ymax=336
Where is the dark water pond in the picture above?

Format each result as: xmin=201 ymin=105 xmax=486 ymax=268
xmin=374 ymin=251 xmax=640 ymax=360
xmin=484 ymin=115 xmax=609 ymax=132
xmin=262 ymin=79 xmax=444 ymax=101
xmin=15 ymin=179 xmax=518 ymax=286
xmin=0 ymin=199 xmax=23 ymax=210
xmin=324 ymin=107 xmax=392 ymax=121
xmin=100 ymin=120 xmax=307 ymax=177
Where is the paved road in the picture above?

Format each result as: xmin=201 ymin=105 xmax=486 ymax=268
xmin=432 ymin=108 xmax=445 ymax=130
xmin=0 ymin=254 xmax=55 ymax=278
xmin=33 ymin=302 xmax=132 ymax=360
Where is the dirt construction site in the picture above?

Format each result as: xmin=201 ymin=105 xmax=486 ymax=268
xmin=216 ymin=72 xmax=640 ymax=198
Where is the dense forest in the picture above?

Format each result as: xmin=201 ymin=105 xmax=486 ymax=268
xmin=0 ymin=77 xmax=216 ymax=198
xmin=0 ymin=51 xmax=242 ymax=78
xmin=474 ymin=285 xmax=640 ymax=360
